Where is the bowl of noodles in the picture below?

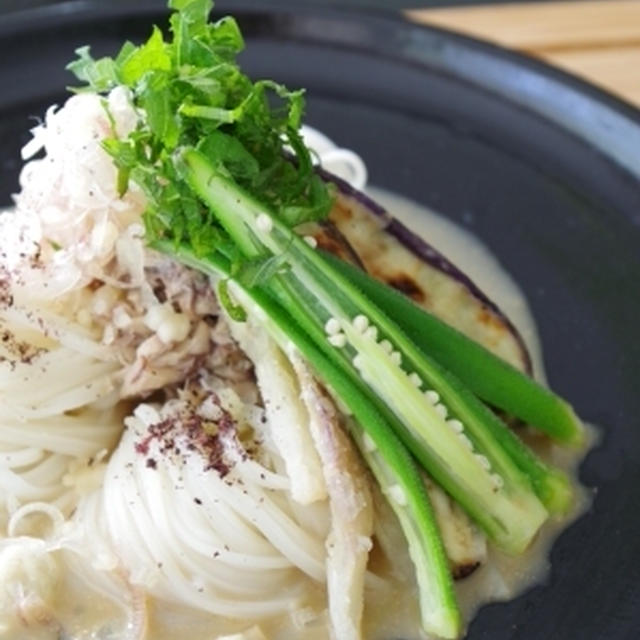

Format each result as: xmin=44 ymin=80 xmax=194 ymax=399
xmin=1 ymin=2 xmax=640 ymax=640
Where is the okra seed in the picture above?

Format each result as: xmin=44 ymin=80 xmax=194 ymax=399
xmin=409 ymin=372 xmax=422 ymax=388
xmin=425 ymin=390 xmax=440 ymax=405
xmin=491 ymin=474 xmax=504 ymax=490
xmin=388 ymin=484 xmax=407 ymax=506
xmin=353 ymin=314 xmax=369 ymax=333
xmin=379 ymin=339 xmax=393 ymax=354
xmin=446 ymin=419 xmax=464 ymax=434
xmin=459 ymin=434 xmax=474 ymax=450
xmin=352 ymin=354 xmax=364 ymax=369
xmin=328 ymin=333 xmax=347 ymax=348
xmin=364 ymin=326 xmax=378 ymax=341
xmin=475 ymin=454 xmax=491 ymax=470
xmin=363 ymin=433 xmax=377 ymax=452
xmin=324 ymin=317 xmax=341 ymax=335
xmin=434 ymin=403 xmax=448 ymax=419
xmin=256 ymin=213 xmax=273 ymax=233
xmin=303 ymin=235 xmax=317 ymax=248
xmin=390 ymin=351 xmax=402 ymax=366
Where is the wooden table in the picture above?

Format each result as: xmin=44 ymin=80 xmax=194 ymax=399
xmin=408 ymin=0 xmax=640 ymax=108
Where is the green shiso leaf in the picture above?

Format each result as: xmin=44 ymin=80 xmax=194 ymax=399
xmin=66 ymin=0 xmax=331 ymax=242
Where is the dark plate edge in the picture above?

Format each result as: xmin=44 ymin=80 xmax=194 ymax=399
xmin=1 ymin=0 xmax=640 ymax=184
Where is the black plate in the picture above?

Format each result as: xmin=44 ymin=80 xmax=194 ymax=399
xmin=1 ymin=3 xmax=640 ymax=639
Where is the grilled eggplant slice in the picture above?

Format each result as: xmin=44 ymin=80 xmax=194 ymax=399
xmin=314 ymin=170 xmax=532 ymax=375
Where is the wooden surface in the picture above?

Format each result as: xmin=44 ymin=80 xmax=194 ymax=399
xmin=407 ymin=0 xmax=640 ymax=108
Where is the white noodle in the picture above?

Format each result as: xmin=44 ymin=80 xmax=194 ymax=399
xmin=7 ymin=501 xmax=65 ymax=538
xmin=0 ymin=312 xmax=123 ymax=514
xmin=0 ymin=306 xmax=116 ymax=362
xmin=0 ymin=447 xmax=45 ymax=468
xmin=0 ymin=88 xmax=371 ymax=639
xmin=0 ymin=419 xmax=118 ymax=457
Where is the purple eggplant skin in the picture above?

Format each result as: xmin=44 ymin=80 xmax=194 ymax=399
xmin=314 ymin=167 xmax=533 ymax=376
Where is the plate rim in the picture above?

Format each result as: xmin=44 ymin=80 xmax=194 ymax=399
xmin=0 ymin=3 xmax=639 ymax=639
xmin=1 ymin=0 xmax=640 ymax=183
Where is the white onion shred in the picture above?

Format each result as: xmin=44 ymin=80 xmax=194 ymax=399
xmin=7 ymin=88 xmax=144 ymax=299
xmin=227 ymin=313 xmax=327 ymax=505
xmin=291 ymin=353 xmax=373 ymax=640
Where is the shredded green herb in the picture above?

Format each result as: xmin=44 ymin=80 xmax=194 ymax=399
xmin=68 ymin=0 xmax=331 ymax=269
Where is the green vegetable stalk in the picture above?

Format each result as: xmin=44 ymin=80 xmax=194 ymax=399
xmin=158 ymin=241 xmax=462 ymax=638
